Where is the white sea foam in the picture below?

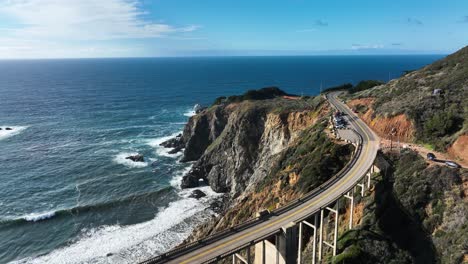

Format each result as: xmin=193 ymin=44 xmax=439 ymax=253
xmin=0 ymin=126 xmax=28 ymax=141
xmin=113 ymin=153 xmax=148 ymax=168
xmin=22 ymin=211 xmax=57 ymax=222
xmin=183 ymin=109 xmax=196 ymax=117
xmin=12 ymin=197 xmax=212 ymax=264
xmin=169 ymin=165 xmax=193 ymax=189
xmin=147 ymin=132 xmax=184 ymax=158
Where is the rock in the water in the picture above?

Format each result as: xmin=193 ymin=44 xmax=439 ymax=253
xmin=181 ymin=175 xmax=200 ymax=188
xmin=167 ymin=146 xmax=183 ymax=154
xmin=125 ymin=154 xmax=144 ymax=162
xmin=5 ymin=127 xmax=12 ymax=130
xmin=160 ymin=134 xmax=182 ymax=148
xmin=189 ymin=189 xmax=207 ymax=199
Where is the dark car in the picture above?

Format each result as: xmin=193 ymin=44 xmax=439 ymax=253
xmin=427 ymin=153 xmax=436 ymax=160
xmin=256 ymin=209 xmax=270 ymax=219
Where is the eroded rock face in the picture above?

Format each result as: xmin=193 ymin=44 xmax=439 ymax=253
xmin=168 ymin=99 xmax=325 ymax=197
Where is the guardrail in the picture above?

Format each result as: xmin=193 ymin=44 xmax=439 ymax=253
xmin=140 ymin=127 xmax=366 ymax=264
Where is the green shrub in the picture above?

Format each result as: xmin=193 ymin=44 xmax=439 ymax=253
xmin=213 ymin=87 xmax=290 ymax=105
xmin=349 ymin=80 xmax=384 ymax=94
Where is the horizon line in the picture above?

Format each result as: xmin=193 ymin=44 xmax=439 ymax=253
xmin=0 ymin=53 xmax=448 ymax=61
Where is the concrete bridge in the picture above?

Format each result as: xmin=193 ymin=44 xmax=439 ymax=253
xmin=140 ymin=92 xmax=380 ymax=264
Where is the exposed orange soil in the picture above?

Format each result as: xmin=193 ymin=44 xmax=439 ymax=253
xmin=282 ymin=95 xmax=301 ymax=100
xmin=448 ymin=134 xmax=468 ymax=164
xmin=347 ymin=98 xmax=415 ymax=142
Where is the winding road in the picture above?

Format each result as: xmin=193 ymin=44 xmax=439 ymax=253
xmin=143 ymin=92 xmax=380 ymax=264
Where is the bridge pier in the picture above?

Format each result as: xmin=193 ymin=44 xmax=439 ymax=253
xmin=254 ymin=222 xmax=298 ymax=264
xmin=232 ymin=252 xmax=249 ymax=264
xmin=344 ymin=191 xmax=354 ymax=229
xmin=297 ymin=217 xmax=317 ymax=264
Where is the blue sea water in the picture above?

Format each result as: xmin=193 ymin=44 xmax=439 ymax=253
xmin=0 ymin=55 xmax=443 ymax=263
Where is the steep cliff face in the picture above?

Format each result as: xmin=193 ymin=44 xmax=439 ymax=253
xmin=175 ymin=96 xmax=327 ymax=196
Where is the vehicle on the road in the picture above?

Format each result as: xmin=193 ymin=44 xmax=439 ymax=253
xmin=427 ymin=153 xmax=436 ymax=160
xmin=256 ymin=209 xmax=270 ymax=219
xmin=445 ymin=161 xmax=461 ymax=168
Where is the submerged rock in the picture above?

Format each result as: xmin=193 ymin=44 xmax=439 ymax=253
xmin=189 ymin=189 xmax=207 ymax=199
xmin=125 ymin=154 xmax=144 ymax=162
xmin=5 ymin=127 xmax=12 ymax=130
xmin=167 ymin=146 xmax=183 ymax=154
xmin=160 ymin=134 xmax=182 ymax=148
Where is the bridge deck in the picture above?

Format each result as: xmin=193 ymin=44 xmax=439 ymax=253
xmin=145 ymin=92 xmax=379 ymax=264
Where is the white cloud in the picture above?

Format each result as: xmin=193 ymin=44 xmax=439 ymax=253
xmin=0 ymin=0 xmax=200 ymax=58
xmin=296 ymin=28 xmax=317 ymax=33
xmin=351 ymin=44 xmax=385 ymax=50
xmin=0 ymin=0 xmax=199 ymax=40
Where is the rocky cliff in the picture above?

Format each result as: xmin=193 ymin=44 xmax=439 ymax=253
xmin=165 ymin=92 xmax=334 ymax=197
xmin=160 ymin=89 xmax=356 ymax=245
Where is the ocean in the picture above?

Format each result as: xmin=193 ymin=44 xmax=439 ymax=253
xmin=0 ymin=55 xmax=443 ymax=263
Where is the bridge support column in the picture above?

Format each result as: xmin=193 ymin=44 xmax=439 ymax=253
xmin=366 ymin=172 xmax=371 ymax=189
xmin=356 ymin=182 xmax=365 ymax=197
xmin=255 ymin=223 xmax=297 ymax=264
xmin=279 ymin=222 xmax=298 ymax=264
xmin=233 ymin=252 xmax=249 ymax=264
xmin=344 ymin=191 xmax=354 ymax=229
xmin=318 ymin=201 xmax=340 ymax=259
xmin=298 ymin=219 xmax=317 ymax=264
xmin=318 ymin=209 xmax=324 ymax=262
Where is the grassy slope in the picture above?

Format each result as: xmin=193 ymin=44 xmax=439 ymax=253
xmin=347 ymin=46 xmax=468 ymax=151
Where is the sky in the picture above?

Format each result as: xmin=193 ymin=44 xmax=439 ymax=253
xmin=0 ymin=0 xmax=467 ymax=59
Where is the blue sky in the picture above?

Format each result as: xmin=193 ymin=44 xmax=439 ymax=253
xmin=0 ymin=0 xmax=467 ymax=58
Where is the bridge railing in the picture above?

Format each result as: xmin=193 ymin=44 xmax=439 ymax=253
xmin=140 ymin=129 xmax=365 ymax=264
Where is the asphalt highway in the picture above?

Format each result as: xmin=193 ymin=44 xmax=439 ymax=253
xmin=151 ymin=92 xmax=379 ymax=264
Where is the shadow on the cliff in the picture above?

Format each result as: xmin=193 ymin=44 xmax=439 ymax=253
xmin=374 ymin=164 xmax=439 ymax=264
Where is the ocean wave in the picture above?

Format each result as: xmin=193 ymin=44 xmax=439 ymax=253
xmin=147 ymin=132 xmax=184 ymax=158
xmin=0 ymin=126 xmax=28 ymax=141
xmin=169 ymin=165 xmax=192 ymax=189
xmin=0 ymin=188 xmax=175 ymax=227
xmin=23 ymin=211 xmax=56 ymax=222
xmin=11 ymin=196 xmax=213 ymax=264
xmin=183 ymin=109 xmax=196 ymax=117
xmin=113 ymin=152 xmax=149 ymax=168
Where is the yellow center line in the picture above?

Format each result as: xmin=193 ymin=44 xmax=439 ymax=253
xmin=179 ymin=96 xmax=374 ymax=264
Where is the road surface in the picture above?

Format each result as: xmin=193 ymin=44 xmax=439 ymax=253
xmin=149 ymin=92 xmax=379 ymax=264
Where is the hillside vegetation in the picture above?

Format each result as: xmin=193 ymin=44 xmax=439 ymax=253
xmin=333 ymin=150 xmax=467 ymax=264
xmin=344 ymin=46 xmax=467 ymax=155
